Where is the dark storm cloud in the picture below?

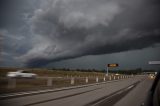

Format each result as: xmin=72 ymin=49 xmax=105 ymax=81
xmin=0 ymin=0 xmax=28 ymax=28
xmin=15 ymin=0 xmax=160 ymax=67
xmin=0 ymin=0 xmax=40 ymax=66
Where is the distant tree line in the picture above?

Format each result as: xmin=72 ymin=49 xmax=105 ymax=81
xmin=51 ymin=67 xmax=156 ymax=75
xmin=51 ymin=68 xmax=104 ymax=73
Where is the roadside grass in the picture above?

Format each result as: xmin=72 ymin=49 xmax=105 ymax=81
xmin=0 ymin=77 xmax=108 ymax=94
xmin=0 ymin=67 xmax=108 ymax=94
xmin=0 ymin=67 xmax=105 ymax=77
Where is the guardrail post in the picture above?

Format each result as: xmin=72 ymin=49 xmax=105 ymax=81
xmin=71 ymin=77 xmax=75 ymax=85
xmin=109 ymin=76 xmax=112 ymax=80
xmin=86 ymin=77 xmax=88 ymax=83
xmin=7 ymin=78 xmax=16 ymax=89
xmin=96 ymin=77 xmax=99 ymax=82
xmin=103 ymin=77 xmax=106 ymax=81
xmin=114 ymin=76 xmax=116 ymax=80
xmin=47 ymin=77 xmax=53 ymax=86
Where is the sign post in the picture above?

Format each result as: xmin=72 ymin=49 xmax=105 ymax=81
xmin=106 ymin=63 xmax=119 ymax=76
xmin=106 ymin=66 xmax=109 ymax=76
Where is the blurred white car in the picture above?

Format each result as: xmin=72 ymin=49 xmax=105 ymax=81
xmin=7 ymin=70 xmax=37 ymax=78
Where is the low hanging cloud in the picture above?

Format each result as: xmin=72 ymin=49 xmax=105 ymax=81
xmin=18 ymin=0 xmax=160 ymax=67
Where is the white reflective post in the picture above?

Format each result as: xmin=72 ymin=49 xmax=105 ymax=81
xmin=86 ymin=77 xmax=88 ymax=83
xmin=71 ymin=77 xmax=75 ymax=85
xmin=103 ymin=77 xmax=106 ymax=81
xmin=96 ymin=77 xmax=99 ymax=82
xmin=109 ymin=76 xmax=112 ymax=80
xmin=114 ymin=76 xmax=116 ymax=80
xmin=47 ymin=77 xmax=53 ymax=86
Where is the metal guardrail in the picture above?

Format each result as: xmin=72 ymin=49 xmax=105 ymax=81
xmin=0 ymin=75 xmax=134 ymax=89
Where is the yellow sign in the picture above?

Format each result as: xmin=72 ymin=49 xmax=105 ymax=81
xmin=107 ymin=64 xmax=118 ymax=67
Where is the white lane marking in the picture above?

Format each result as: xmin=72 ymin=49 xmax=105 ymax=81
xmin=0 ymin=90 xmax=55 ymax=98
xmin=125 ymin=85 xmax=134 ymax=90
xmin=116 ymin=91 xmax=123 ymax=95
xmin=92 ymin=89 xmax=125 ymax=106
xmin=91 ymin=84 xmax=136 ymax=106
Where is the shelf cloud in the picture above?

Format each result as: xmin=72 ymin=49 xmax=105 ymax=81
xmin=3 ymin=0 xmax=160 ymax=67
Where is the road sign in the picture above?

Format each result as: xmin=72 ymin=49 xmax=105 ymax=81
xmin=148 ymin=61 xmax=160 ymax=65
xmin=107 ymin=64 xmax=119 ymax=67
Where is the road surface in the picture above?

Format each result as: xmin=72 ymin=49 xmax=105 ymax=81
xmin=0 ymin=75 xmax=153 ymax=106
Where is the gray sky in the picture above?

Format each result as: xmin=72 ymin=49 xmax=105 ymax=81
xmin=0 ymin=0 xmax=160 ymax=70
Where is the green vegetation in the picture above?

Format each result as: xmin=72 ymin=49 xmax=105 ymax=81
xmin=109 ymin=68 xmax=156 ymax=75
xmin=0 ymin=67 xmax=105 ymax=77
xmin=0 ymin=67 xmax=137 ymax=94
xmin=0 ymin=67 xmax=155 ymax=77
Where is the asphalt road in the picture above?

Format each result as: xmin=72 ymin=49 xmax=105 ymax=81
xmin=0 ymin=75 xmax=153 ymax=106
xmin=114 ymin=77 xmax=153 ymax=106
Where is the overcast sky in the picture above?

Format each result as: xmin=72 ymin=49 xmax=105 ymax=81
xmin=0 ymin=0 xmax=160 ymax=70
